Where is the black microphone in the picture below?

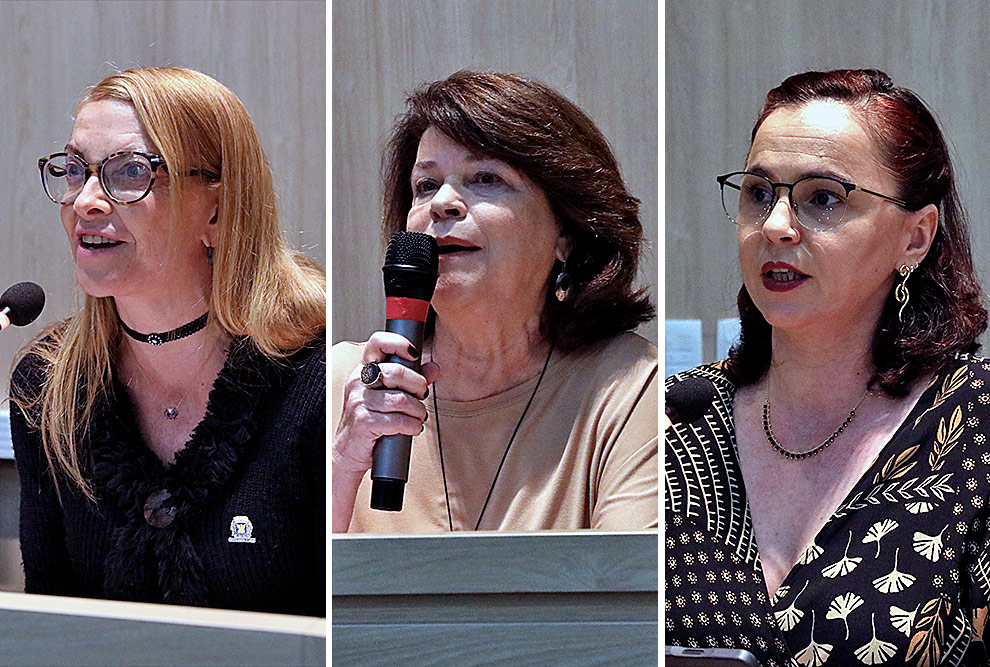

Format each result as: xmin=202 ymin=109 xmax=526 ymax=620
xmin=0 ymin=282 xmax=45 ymax=332
xmin=371 ymin=231 xmax=439 ymax=511
xmin=665 ymin=377 xmax=716 ymax=428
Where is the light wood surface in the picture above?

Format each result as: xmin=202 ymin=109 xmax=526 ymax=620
xmin=331 ymin=0 xmax=658 ymax=348
xmin=666 ymin=0 xmax=990 ymax=363
xmin=332 ymin=531 xmax=658 ymax=665
xmin=0 ymin=591 xmax=325 ymax=666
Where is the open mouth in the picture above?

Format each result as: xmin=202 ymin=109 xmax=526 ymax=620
xmin=437 ymin=244 xmax=480 ymax=255
xmin=80 ymin=234 xmax=124 ymax=250
xmin=761 ymin=263 xmax=810 ymax=292
xmin=763 ymin=269 xmax=807 ymax=282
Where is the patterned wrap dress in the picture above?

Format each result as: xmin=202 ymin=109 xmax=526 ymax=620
xmin=665 ymin=358 xmax=990 ymax=666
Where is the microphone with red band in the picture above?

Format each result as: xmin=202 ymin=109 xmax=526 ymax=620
xmin=0 ymin=282 xmax=45 ymax=332
xmin=371 ymin=231 xmax=439 ymax=511
xmin=665 ymin=377 xmax=717 ymax=430
xmin=385 ymin=296 xmax=431 ymax=322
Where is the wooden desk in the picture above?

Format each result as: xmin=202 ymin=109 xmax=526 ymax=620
xmin=0 ymin=591 xmax=325 ymax=665
xmin=332 ymin=531 xmax=658 ymax=665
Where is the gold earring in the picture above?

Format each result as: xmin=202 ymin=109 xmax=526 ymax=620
xmin=895 ymin=264 xmax=916 ymax=323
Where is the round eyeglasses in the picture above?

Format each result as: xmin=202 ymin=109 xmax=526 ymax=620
xmin=39 ymin=151 xmax=168 ymax=205
xmin=715 ymin=171 xmax=911 ymax=232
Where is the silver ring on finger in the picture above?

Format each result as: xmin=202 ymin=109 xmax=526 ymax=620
xmin=360 ymin=361 xmax=387 ymax=390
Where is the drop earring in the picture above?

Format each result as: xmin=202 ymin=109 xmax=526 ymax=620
xmin=554 ymin=259 xmax=572 ymax=302
xmin=206 ymin=246 xmax=215 ymax=266
xmin=895 ymin=263 xmax=916 ymax=322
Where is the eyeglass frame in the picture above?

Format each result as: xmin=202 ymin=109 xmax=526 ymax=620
xmin=38 ymin=150 xmax=219 ymax=205
xmin=715 ymin=170 xmax=912 ymax=231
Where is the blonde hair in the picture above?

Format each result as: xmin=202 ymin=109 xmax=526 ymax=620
xmin=14 ymin=67 xmax=326 ymax=498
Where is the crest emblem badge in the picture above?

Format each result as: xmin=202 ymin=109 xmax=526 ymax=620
xmin=228 ymin=515 xmax=257 ymax=543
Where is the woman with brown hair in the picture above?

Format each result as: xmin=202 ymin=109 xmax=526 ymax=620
xmin=332 ymin=70 xmax=657 ymax=533
xmin=12 ymin=67 xmax=326 ymax=615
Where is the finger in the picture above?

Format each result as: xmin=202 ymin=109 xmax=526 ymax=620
xmin=363 ymin=389 xmax=430 ymax=421
xmin=420 ymin=361 xmax=441 ymax=387
xmin=361 ymin=331 xmax=422 ymax=364
xmin=375 ymin=362 xmax=431 ymax=398
xmin=359 ymin=407 xmax=427 ymax=439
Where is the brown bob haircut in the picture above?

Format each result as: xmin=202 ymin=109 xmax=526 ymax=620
xmin=725 ymin=69 xmax=987 ymax=396
xmin=381 ymin=70 xmax=653 ymax=353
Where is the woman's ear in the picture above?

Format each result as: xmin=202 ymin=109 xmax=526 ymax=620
xmin=903 ymin=203 xmax=938 ymax=266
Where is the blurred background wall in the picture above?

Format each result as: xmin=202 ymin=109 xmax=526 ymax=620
xmin=666 ymin=0 xmax=990 ymax=367
xmin=0 ymin=0 xmax=325 ymax=593
xmin=331 ymin=0 xmax=659 ymax=348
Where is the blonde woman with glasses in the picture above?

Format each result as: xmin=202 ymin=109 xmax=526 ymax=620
xmin=12 ymin=67 xmax=325 ymax=616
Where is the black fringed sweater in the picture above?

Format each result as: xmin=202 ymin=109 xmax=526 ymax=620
xmin=10 ymin=334 xmax=325 ymax=617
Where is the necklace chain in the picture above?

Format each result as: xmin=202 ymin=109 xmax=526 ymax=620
xmin=434 ymin=343 xmax=554 ymax=531
xmin=763 ymin=383 xmax=869 ymax=460
xmin=125 ymin=338 xmax=226 ymax=421
xmin=127 ymin=354 xmax=186 ymax=420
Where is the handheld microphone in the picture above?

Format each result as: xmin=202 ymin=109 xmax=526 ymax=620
xmin=665 ymin=377 xmax=716 ymax=429
xmin=0 ymin=282 xmax=45 ymax=332
xmin=371 ymin=231 xmax=439 ymax=511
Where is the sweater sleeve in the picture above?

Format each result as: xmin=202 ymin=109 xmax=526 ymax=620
xmin=9 ymin=356 xmax=77 ymax=595
xmin=591 ymin=358 xmax=659 ymax=530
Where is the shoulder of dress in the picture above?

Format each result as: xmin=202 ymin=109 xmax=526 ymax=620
xmin=952 ymin=353 xmax=990 ymax=375
xmin=665 ymin=361 xmax=734 ymax=392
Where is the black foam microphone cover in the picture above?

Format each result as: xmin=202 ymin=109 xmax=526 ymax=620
xmin=666 ymin=377 xmax=717 ymax=425
xmin=0 ymin=282 xmax=45 ymax=326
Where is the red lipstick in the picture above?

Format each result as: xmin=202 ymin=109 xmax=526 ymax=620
xmin=760 ymin=261 xmax=809 ymax=292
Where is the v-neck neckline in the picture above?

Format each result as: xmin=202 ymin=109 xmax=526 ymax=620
xmin=727 ymin=371 xmax=944 ymax=604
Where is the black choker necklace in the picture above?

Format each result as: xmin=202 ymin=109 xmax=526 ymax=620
xmin=118 ymin=312 xmax=209 ymax=346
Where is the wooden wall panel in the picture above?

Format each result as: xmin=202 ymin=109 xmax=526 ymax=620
xmin=666 ymin=0 xmax=990 ymax=362
xmin=0 ymin=0 xmax=324 ymax=592
xmin=331 ymin=0 xmax=659 ymax=347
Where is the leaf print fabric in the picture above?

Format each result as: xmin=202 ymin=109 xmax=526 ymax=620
xmin=890 ymin=603 xmax=919 ymax=637
xmin=665 ymin=359 xmax=990 ymax=666
xmin=822 ymin=532 xmax=862 ymax=578
xmin=872 ymin=548 xmax=916 ymax=594
xmin=827 ymin=592 xmax=864 ymax=640
xmin=854 ymin=613 xmax=897 ymax=664
xmin=864 ymin=519 xmax=899 ymax=557
xmin=913 ymin=528 xmax=946 ymax=562
xmin=795 ymin=611 xmax=832 ymax=667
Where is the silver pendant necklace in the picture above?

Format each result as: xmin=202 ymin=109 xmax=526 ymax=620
xmin=128 ymin=357 xmax=186 ymax=420
xmin=433 ymin=343 xmax=554 ymax=531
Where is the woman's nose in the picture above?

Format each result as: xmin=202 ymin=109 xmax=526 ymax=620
xmin=429 ymin=183 xmax=467 ymax=222
xmin=761 ymin=196 xmax=801 ymax=244
xmin=72 ymin=172 xmax=113 ymax=217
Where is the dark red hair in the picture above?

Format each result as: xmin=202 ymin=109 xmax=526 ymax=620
xmin=726 ymin=69 xmax=987 ymax=395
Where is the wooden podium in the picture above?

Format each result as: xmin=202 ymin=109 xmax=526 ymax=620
xmin=0 ymin=591 xmax=325 ymax=665
xmin=332 ymin=531 xmax=658 ymax=665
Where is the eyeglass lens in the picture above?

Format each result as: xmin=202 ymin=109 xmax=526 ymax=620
xmin=722 ymin=173 xmax=848 ymax=230
xmin=43 ymin=153 xmax=156 ymax=204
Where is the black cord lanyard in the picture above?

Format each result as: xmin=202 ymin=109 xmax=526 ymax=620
xmin=433 ymin=343 xmax=554 ymax=531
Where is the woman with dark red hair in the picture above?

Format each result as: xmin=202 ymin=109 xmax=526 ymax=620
xmin=666 ymin=69 xmax=990 ymax=665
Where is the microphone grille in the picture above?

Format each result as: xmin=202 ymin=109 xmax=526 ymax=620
xmin=385 ymin=231 xmax=439 ymax=271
